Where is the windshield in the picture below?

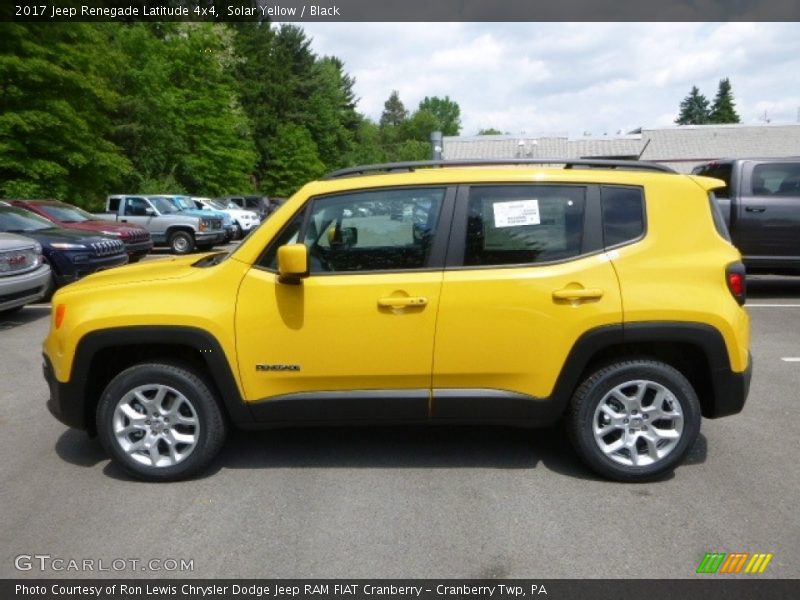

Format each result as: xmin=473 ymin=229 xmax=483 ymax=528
xmin=38 ymin=203 xmax=94 ymax=223
xmin=0 ymin=206 xmax=56 ymax=232
xmin=150 ymin=197 xmax=180 ymax=214
xmin=207 ymin=199 xmax=229 ymax=210
xmin=169 ymin=196 xmax=195 ymax=211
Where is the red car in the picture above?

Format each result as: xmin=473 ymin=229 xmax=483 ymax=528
xmin=8 ymin=199 xmax=153 ymax=262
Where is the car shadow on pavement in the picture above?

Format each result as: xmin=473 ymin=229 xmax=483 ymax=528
xmin=0 ymin=305 xmax=50 ymax=330
xmin=56 ymin=425 xmax=708 ymax=483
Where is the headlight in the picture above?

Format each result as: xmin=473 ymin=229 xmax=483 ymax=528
xmin=50 ymin=243 xmax=87 ymax=250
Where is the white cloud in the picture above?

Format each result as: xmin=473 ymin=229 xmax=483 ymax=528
xmin=297 ymin=22 xmax=800 ymax=136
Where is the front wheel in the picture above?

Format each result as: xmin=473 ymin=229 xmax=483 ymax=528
xmin=168 ymin=231 xmax=194 ymax=255
xmin=567 ymin=360 xmax=701 ymax=482
xmin=96 ymin=363 xmax=227 ymax=481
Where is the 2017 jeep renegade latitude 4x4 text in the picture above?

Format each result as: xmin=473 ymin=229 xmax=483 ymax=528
xmin=43 ymin=160 xmax=752 ymax=482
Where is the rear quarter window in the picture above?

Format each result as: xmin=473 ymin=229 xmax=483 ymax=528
xmin=601 ymin=186 xmax=645 ymax=248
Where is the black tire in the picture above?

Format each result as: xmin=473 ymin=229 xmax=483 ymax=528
xmin=567 ymin=360 xmax=701 ymax=482
xmin=168 ymin=231 xmax=194 ymax=255
xmin=96 ymin=363 xmax=227 ymax=482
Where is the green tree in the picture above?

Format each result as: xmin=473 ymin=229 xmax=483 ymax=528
xmin=709 ymin=78 xmax=741 ymax=124
xmin=107 ymin=22 xmax=256 ymax=196
xmin=264 ymin=123 xmax=325 ymax=197
xmin=675 ymin=86 xmax=710 ymax=125
xmin=380 ymin=90 xmax=408 ymax=129
xmin=478 ymin=128 xmax=504 ymax=135
xmin=0 ymin=23 xmax=130 ymax=204
xmin=418 ymin=96 xmax=461 ymax=135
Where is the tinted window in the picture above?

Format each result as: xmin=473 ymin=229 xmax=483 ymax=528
xmin=463 ymin=186 xmax=585 ymax=266
xmin=601 ymin=186 xmax=645 ymax=247
xmin=752 ymin=163 xmax=800 ymax=196
xmin=303 ymin=188 xmax=445 ymax=273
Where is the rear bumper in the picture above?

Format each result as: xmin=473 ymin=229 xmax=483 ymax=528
xmin=707 ymin=352 xmax=752 ymax=418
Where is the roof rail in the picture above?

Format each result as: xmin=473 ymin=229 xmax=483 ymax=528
xmin=322 ymin=159 xmax=676 ymax=179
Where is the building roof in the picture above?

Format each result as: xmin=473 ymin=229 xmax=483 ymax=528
xmin=443 ymin=123 xmax=800 ymax=171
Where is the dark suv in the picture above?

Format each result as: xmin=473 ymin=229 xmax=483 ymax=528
xmin=0 ymin=205 xmax=128 ymax=293
xmin=8 ymin=199 xmax=153 ymax=263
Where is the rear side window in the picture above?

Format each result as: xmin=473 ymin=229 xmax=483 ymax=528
xmin=463 ymin=185 xmax=585 ymax=266
xmin=601 ymin=186 xmax=645 ymax=248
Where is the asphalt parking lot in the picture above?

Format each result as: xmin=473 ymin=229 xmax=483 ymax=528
xmin=1 ymin=268 xmax=798 ymax=579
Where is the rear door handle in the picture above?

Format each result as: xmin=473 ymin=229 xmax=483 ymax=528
xmin=745 ymin=206 xmax=766 ymax=213
xmin=378 ymin=296 xmax=428 ymax=308
xmin=552 ymin=288 xmax=604 ymax=301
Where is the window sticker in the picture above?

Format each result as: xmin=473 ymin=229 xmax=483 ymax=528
xmin=492 ymin=199 xmax=541 ymax=228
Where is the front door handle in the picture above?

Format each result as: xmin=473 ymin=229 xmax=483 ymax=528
xmin=745 ymin=206 xmax=766 ymax=213
xmin=552 ymin=288 xmax=604 ymax=301
xmin=378 ymin=296 xmax=428 ymax=308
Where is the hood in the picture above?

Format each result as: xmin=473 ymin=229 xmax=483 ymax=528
xmin=60 ymin=221 xmax=148 ymax=239
xmin=58 ymin=253 xmax=205 ymax=293
xmin=13 ymin=227 xmax=117 ymax=247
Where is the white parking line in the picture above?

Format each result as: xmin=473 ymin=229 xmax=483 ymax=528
xmin=781 ymin=358 xmax=800 ymax=362
xmin=746 ymin=304 xmax=800 ymax=307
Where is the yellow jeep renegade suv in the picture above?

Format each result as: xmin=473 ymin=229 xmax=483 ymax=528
xmin=43 ymin=159 xmax=751 ymax=482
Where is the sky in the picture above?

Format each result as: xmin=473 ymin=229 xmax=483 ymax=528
xmin=293 ymin=22 xmax=800 ymax=138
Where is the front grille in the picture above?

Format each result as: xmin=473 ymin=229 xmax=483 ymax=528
xmin=126 ymin=230 xmax=150 ymax=243
xmin=91 ymin=239 xmax=125 ymax=257
xmin=0 ymin=286 xmax=44 ymax=304
xmin=0 ymin=248 xmax=41 ymax=275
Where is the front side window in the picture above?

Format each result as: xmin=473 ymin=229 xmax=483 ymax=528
xmin=752 ymin=163 xmax=800 ymax=196
xmin=463 ymin=185 xmax=585 ymax=266
xmin=302 ymin=188 xmax=445 ymax=273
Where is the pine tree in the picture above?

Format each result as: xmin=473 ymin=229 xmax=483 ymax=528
xmin=380 ymin=91 xmax=408 ymax=129
xmin=709 ymin=78 xmax=741 ymax=124
xmin=675 ymin=86 xmax=710 ymax=125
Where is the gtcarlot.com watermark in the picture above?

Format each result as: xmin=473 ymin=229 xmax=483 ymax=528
xmin=14 ymin=554 xmax=194 ymax=573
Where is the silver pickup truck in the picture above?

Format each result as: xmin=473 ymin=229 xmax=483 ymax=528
xmin=97 ymin=195 xmax=226 ymax=255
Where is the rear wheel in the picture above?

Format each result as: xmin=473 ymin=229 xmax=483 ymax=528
xmin=96 ymin=363 xmax=226 ymax=481
xmin=567 ymin=360 xmax=701 ymax=482
xmin=169 ymin=231 xmax=194 ymax=255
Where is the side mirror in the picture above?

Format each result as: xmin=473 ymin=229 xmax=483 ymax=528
xmin=144 ymin=207 xmax=155 ymax=216
xmin=327 ymin=226 xmax=358 ymax=248
xmin=277 ymin=244 xmax=309 ymax=284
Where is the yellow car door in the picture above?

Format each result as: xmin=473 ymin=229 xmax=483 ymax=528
xmin=235 ymin=186 xmax=454 ymax=422
xmin=431 ymin=184 xmax=623 ymax=417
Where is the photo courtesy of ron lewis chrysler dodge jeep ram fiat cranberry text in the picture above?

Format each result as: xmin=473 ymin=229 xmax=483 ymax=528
xmin=43 ymin=160 xmax=751 ymax=482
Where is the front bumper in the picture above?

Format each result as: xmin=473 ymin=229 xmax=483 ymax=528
xmin=124 ymin=239 xmax=154 ymax=259
xmin=195 ymin=230 xmax=226 ymax=244
xmin=0 ymin=263 xmax=51 ymax=311
xmin=44 ymin=353 xmax=89 ymax=431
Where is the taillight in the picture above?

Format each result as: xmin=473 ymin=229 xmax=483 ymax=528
xmin=726 ymin=263 xmax=746 ymax=305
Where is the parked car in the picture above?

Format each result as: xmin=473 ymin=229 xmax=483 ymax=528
xmin=99 ymin=195 xmax=226 ymax=255
xmin=0 ymin=232 xmax=51 ymax=314
xmin=0 ymin=205 xmax=127 ymax=294
xmin=44 ymin=159 xmax=750 ymax=482
xmin=192 ymin=197 xmax=260 ymax=240
xmin=7 ymin=199 xmax=153 ymax=263
xmin=691 ymin=158 xmax=800 ymax=274
xmin=157 ymin=195 xmax=236 ymax=243
xmin=219 ymin=195 xmax=270 ymax=220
